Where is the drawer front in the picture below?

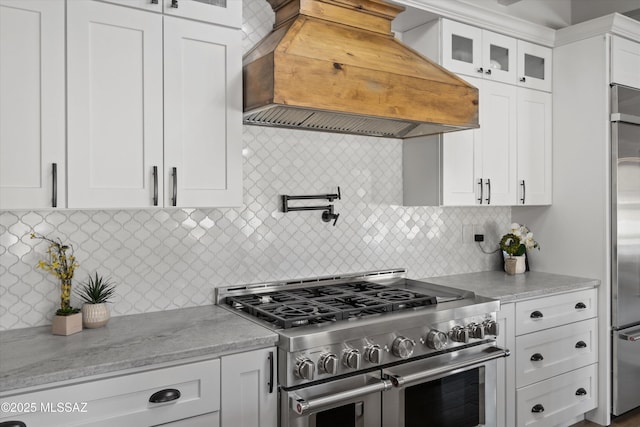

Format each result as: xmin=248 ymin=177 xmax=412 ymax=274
xmin=515 ymin=288 xmax=597 ymax=335
xmin=0 ymin=359 xmax=220 ymax=427
xmin=516 ymin=318 xmax=597 ymax=387
xmin=517 ymin=364 xmax=597 ymax=427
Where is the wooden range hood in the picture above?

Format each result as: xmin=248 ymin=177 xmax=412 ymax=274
xmin=243 ymin=0 xmax=479 ymax=139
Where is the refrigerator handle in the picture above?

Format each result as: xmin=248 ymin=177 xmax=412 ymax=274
xmin=619 ymin=328 xmax=640 ymax=342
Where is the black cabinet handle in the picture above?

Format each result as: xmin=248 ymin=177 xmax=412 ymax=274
xmin=575 ymin=302 xmax=587 ymax=310
xmin=152 ymin=166 xmax=158 ymax=206
xmin=575 ymin=341 xmax=587 ymax=349
xmin=520 ymin=77 xmax=526 ymax=82
xmin=0 ymin=422 xmax=27 ymax=427
xmin=171 ymin=167 xmax=177 ymax=206
xmin=477 ymin=178 xmax=484 ymax=204
xmin=576 ymin=388 xmax=587 ymax=396
xmin=151 ymin=0 xmax=158 ymax=3
xmin=520 ymin=180 xmax=526 ymax=204
xmin=531 ymin=404 xmax=545 ymax=413
xmin=530 ymin=310 xmax=543 ymax=319
xmin=268 ymin=351 xmax=274 ymax=394
xmin=530 ymin=353 xmax=544 ymax=362
xmin=485 ymin=178 xmax=491 ymax=204
xmin=149 ymin=388 xmax=181 ymax=403
xmin=52 ymin=162 xmax=57 ymax=208
xmin=477 ymin=67 xmax=484 ymax=73
xmin=171 ymin=0 xmax=178 ymax=7
xmin=485 ymin=68 xmax=492 ymax=75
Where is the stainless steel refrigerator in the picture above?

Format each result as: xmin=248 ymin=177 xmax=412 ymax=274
xmin=611 ymin=84 xmax=640 ymax=416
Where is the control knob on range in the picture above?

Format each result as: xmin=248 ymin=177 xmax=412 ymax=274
xmin=425 ymin=330 xmax=448 ymax=350
xmin=449 ymin=326 xmax=470 ymax=343
xmin=342 ymin=349 xmax=361 ymax=369
xmin=483 ymin=320 xmax=499 ymax=336
xmin=364 ymin=344 xmax=383 ymax=364
xmin=467 ymin=323 xmax=485 ymax=339
xmin=294 ymin=357 xmax=315 ymax=381
xmin=391 ymin=336 xmax=416 ymax=359
xmin=318 ymin=353 xmax=338 ymax=375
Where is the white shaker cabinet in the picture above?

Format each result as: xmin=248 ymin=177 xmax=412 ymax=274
xmin=221 ymin=347 xmax=278 ymax=427
xmin=611 ymin=36 xmax=640 ymax=88
xmin=67 ymin=0 xmax=242 ymax=209
xmin=67 ymin=1 xmax=164 ymax=209
xmin=516 ymin=88 xmax=552 ymax=205
xmin=0 ymin=0 xmax=66 ymax=209
xmin=517 ymin=40 xmax=552 ymax=92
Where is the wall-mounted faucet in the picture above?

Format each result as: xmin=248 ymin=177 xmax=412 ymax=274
xmin=281 ymin=187 xmax=341 ymax=226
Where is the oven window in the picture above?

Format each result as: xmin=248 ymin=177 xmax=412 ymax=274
xmin=404 ymin=367 xmax=483 ymax=427
xmin=315 ymin=402 xmax=360 ymax=427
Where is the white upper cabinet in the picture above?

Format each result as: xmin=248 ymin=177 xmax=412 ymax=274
xmin=163 ymin=16 xmax=242 ymax=208
xmin=0 ymin=0 xmax=66 ymax=209
xmin=517 ymin=88 xmax=552 ymax=205
xmin=442 ymin=20 xmax=517 ymax=85
xmin=517 ymin=40 xmax=552 ymax=92
xmin=99 ymin=0 xmax=242 ymax=28
xmin=67 ymin=1 xmax=165 ymax=209
xmin=611 ymin=36 xmax=640 ymax=88
xmin=67 ymin=0 xmax=242 ymax=209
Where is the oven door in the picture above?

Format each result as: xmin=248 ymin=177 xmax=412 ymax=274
xmin=281 ymin=372 xmax=392 ymax=427
xmin=382 ymin=345 xmax=509 ymax=427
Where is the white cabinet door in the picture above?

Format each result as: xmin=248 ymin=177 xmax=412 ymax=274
xmin=479 ymin=80 xmax=518 ymax=205
xmin=163 ymin=16 xmax=242 ymax=208
xmin=517 ymin=40 xmax=552 ymax=92
xmin=496 ymin=303 xmax=516 ymax=427
xmin=221 ymin=347 xmax=278 ymax=427
xmin=67 ymin=1 xmax=164 ymax=208
xmin=442 ymin=19 xmax=483 ymax=77
xmin=163 ymin=0 xmax=242 ymax=29
xmin=0 ymin=0 xmax=65 ymax=209
xmin=517 ymin=88 xmax=552 ymax=205
xmin=481 ymin=30 xmax=517 ymax=85
xmin=611 ymin=36 xmax=640 ymax=89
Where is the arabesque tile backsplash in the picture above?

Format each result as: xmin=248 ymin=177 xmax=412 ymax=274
xmin=0 ymin=0 xmax=510 ymax=331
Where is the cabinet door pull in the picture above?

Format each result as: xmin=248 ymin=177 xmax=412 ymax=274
xmin=575 ymin=341 xmax=587 ymax=349
xmin=52 ymin=163 xmax=58 ymax=208
xmin=520 ymin=180 xmax=526 ymax=204
xmin=149 ymin=388 xmax=181 ymax=403
xmin=171 ymin=167 xmax=177 ymax=206
xmin=485 ymin=178 xmax=491 ymax=204
xmin=531 ymin=404 xmax=544 ymax=413
xmin=268 ymin=351 xmax=274 ymax=394
xmin=575 ymin=302 xmax=587 ymax=310
xmin=0 ymin=422 xmax=27 ymax=427
xmin=485 ymin=68 xmax=492 ymax=75
xmin=530 ymin=310 xmax=543 ymax=319
xmin=477 ymin=67 xmax=484 ymax=74
xmin=575 ymin=388 xmax=587 ymax=396
xmin=171 ymin=0 xmax=178 ymax=7
xmin=152 ymin=166 xmax=158 ymax=206
xmin=477 ymin=178 xmax=484 ymax=204
xmin=530 ymin=353 xmax=544 ymax=362
xmin=520 ymin=77 xmax=526 ymax=82
xmin=151 ymin=0 xmax=158 ymax=3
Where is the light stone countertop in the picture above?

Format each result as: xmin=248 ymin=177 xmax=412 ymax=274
xmin=0 ymin=305 xmax=278 ymax=394
xmin=422 ymin=271 xmax=600 ymax=303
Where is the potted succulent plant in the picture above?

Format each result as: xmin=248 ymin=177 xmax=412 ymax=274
xmin=31 ymin=232 xmax=82 ymax=335
xmin=76 ymin=272 xmax=116 ymax=328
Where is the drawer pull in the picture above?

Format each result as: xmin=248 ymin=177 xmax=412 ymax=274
xmin=530 ymin=311 xmax=543 ymax=319
xmin=532 ymin=404 xmax=545 ymax=413
xmin=530 ymin=353 xmax=544 ymax=362
xmin=575 ymin=302 xmax=587 ymax=310
xmin=575 ymin=341 xmax=587 ymax=349
xmin=149 ymin=388 xmax=181 ymax=403
xmin=576 ymin=388 xmax=587 ymax=396
xmin=0 ymin=422 xmax=27 ymax=427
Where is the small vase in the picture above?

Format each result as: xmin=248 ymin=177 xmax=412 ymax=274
xmin=51 ymin=312 xmax=83 ymax=336
xmin=82 ymin=303 xmax=111 ymax=328
xmin=504 ymin=255 xmax=526 ymax=275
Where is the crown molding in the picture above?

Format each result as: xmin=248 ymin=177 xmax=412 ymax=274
xmin=555 ymin=13 xmax=640 ymax=46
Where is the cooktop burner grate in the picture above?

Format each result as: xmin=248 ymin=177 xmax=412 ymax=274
xmin=225 ymin=280 xmax=440 ymax=329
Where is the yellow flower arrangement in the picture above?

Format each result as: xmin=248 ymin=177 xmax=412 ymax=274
xmin=31 ymin=232 xmax=80 ymax=315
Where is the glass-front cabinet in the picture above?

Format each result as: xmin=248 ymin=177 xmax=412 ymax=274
xmin=442 ymin=19 xmax=517 ymax=85
xmin=517 ymin=39 xmax=552 ymax=91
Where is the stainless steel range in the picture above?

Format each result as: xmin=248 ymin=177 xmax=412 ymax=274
xmin=216 ymin=269 xmax=509 ymax=427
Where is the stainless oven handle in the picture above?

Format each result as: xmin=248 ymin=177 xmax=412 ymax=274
xmin=386 ymin=346 xmax=510 ymax=388
xmin=291 ymin=378 xmax=394 ymax=415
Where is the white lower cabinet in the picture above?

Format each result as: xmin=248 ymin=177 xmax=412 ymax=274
xmin=0 ymin=359 xmax=221 ymax=426
xmin=221 ymin=347 xmax=278 ymax=427
xmin=509 ymin=288 xmax=599 ymax=426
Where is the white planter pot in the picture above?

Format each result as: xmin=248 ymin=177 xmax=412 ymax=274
xmin=504 ymin=255 xmax=526 ymax=275
xmin=82 ymin=303 xmax=110 ymax=328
